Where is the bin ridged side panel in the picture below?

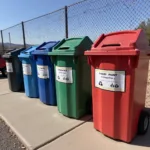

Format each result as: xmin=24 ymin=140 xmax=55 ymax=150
xmin=7 ymin=57 xmax=24 ymax=92
xmin=91 ymin=56 xmax=148 ymax=142
xmin=54 ymin=56 xmax=91 ymax=119
xmin=21 ymin=58 xmax=39 ymax=98
xmin=36 ymin=55 xmax=56 ymax=105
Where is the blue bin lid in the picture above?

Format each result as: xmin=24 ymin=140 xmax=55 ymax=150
xmin=18 ymin=46 xmax=38 ymax=58
xmin=32 ymin=41 xmax=60 ymax=55
xmin=18 ymin=46 xmax=37 ymax=58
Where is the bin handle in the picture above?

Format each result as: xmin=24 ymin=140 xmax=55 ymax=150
xmin=101 ymin=43 xmax=121 ymax=47
xmin=59 ymin=46 xmax=70 ymax=50
xmin=38 ymin=48 xmax=46 ymax=50
xmin=87 ymin=56 xmax=92 ymax=65
xmin=93 ymin=34 xmax=105 ymax=48
xmin=23 ymin=52 xmax=28 ymax=54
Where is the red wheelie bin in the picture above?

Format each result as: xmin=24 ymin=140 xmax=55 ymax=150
xmin=85 ymin=29 xmax=150 ymax=142
xmin=0 ymin=55 xmax=6 ymax=77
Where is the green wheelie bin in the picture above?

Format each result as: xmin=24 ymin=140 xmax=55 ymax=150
xmin=49 ymin=37 xmax=93 ymax=119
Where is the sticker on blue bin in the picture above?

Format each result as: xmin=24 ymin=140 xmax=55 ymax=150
xmin=6 ymin=62 xmax=13 ymax=73
xmin=22 ymin=64 xmax=32 ymax=75
xmin=95 ymin=69 xmax=125 ymax=92
xmin=56 ymin=66 xmax=73 ymax=83
xmin=37 ymin=65 xmax=49 ymax=79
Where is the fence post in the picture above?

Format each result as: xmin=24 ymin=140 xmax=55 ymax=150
xmin=21 ymin=22 xmax=26 ymax=48
xmin=65 ymin=6 xmax=68 ymax=38
xmin=1 ymin=30 xmax=4 ymax=53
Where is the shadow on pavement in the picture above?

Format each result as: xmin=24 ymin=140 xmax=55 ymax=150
xmin=0 ymin=75 xmax=7 ymax=79
xmin=131 ymin=125 xmax=150 ymax=147
xmin=131 ymin=107 xmax=150 ymax=147
xmin=79 ymin=115 xmax=93 ymax=122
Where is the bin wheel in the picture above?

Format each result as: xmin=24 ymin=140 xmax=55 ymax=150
xmin=138 ymin=110 xmax=149 ymax=135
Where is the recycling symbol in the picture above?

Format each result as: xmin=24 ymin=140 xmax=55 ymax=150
xmin=110 ymin=83 xmax=119 ymax=88
xmin=110 ymin=83 xmax=114 ymax=87
xmin=115 ymin=84 xmax=119 ymax=88
xmin=99 ymin=81 xmax=103 ymax=86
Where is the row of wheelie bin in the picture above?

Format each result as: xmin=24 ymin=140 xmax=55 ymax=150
xmin=2 ymin=29 xmax=150 ymax=143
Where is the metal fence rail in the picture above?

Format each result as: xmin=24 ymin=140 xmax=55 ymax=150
xmin=0 ymin=0 xmax=150 ymax=53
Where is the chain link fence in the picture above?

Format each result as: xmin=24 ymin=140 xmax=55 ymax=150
xmin=1 ymin=0 xmax=150 ymax=52
xmin=68 ymin=0 xmax=150 ymax=40
xmin=2 ymin=23 xmax=24 ymax=52
xmin=24 ymin=8 xmax=66 ymax=47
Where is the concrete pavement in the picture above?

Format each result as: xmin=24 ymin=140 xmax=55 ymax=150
xmin=0 ymin=92 xmax=91 ymax=150
xmin=0 ymin=78 xmax=11 ymax=95
xmin=39 ymin=121 xmax=150 ymax=150
xmin=0 ymin=77 xmax=149 ymax=150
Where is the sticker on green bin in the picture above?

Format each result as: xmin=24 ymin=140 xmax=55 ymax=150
xmin=6 ymin=62 xmax=13 ymax=73
xmin=56 ymin=66 xmax=73 ymax=83
xmin=22 ymin=64 xmax=32 ymax=75
xmin=95 ymin=69 xmax=125 ymax=92
xmin=37 ymin=65 xmax=49 ymax=79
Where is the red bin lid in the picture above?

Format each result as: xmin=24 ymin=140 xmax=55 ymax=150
xmin=85 ymin=29 xmax=149 ymax=56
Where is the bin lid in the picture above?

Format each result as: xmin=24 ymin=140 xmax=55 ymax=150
xmin=2 ymin=48 xmax=25 ymax=59
xmin=85 ymin=29 xmax=149 ymax=56
xmin=49 ymin=36 xmax=93 ymax=56
xmin=32 ymin=41 xmax=60 ymax=55
xmin=18 ymin=46 xmax=38 ymax=58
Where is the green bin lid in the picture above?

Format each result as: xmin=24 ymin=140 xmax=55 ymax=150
xmin=49 ymin=36 xmax=93 ymax=56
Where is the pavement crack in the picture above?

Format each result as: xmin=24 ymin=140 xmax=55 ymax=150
xmin=35 ymin=117 xmax=92 ymax=150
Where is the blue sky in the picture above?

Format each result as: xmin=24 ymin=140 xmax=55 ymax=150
xmin=0 ymin=0 xmax=80 ymax=29
xmin=1 ymin=0 xmax=150 ymax=46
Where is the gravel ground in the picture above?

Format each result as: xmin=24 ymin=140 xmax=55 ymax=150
xmin=0 ymin=119 xmax=27 ymax=150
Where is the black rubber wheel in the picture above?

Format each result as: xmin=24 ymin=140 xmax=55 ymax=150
xmin=138 ymin=110 xmax=149 ymax=135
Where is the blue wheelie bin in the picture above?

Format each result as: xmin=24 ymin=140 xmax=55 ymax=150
xmin=18 ymin=46 xmax=39 ymax=98
xmin=32 ymin=41 xmax=59 ymax=105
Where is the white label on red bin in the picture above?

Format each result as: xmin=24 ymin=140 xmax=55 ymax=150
xmin=6 ymin=62 xmax=13 ymax=73
xmin=95 ymin=69 xmax=125 ymax=92
xmin=56 ymin=66 xmax=73 ymax=83
xmin=37 ymin=65 xmax=49 ymax=79
xmin=22 ymin=64 xmax=32 ymax=75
